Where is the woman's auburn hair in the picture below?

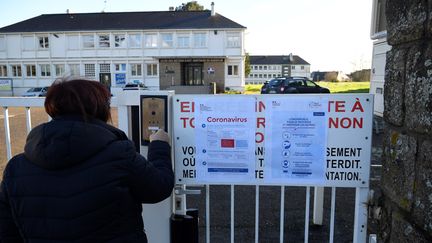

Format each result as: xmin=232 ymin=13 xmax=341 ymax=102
xmin=44 ymin=77 xmax=111 ymax=122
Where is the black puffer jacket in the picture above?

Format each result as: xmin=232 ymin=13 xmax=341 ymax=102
xmin=0 ymin=116 xmax=174 ymax=242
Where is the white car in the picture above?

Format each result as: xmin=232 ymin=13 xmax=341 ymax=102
xmin=22 ymin=87 xmax=49 ymax=97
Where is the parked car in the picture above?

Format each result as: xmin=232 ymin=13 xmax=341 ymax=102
xmin=122 ymin=83 xmax=147 ymax=90
xmin=22 ymin=87 xmax=49 ymax=97
xmin=261 ymin=77 xmax=330 ymax=94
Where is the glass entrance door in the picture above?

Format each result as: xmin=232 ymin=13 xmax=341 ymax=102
xmin=183 ymin=62 xmax=203 ymax=85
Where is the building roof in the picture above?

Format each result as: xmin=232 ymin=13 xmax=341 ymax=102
xmin=249 ymin=55 xmax=310 ymax=65
xmin=0 ymin=11 xmax=246 ymax=33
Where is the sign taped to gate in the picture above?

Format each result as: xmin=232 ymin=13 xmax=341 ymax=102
xmin=173 ymin=94 xmax=373 ymax=187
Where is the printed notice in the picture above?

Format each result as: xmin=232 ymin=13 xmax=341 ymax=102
xmin=265 ymin=96 xmax=328 ymax=185
xmin=195 ymin=96 xmax=256 ymax=183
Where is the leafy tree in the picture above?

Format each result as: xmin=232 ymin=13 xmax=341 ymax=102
xmin=175 ymin=1 xmax=205 ymax=11
xmin=244 ymin=52 xmax=251 ymax=77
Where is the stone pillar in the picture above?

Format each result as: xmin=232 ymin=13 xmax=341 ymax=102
xmin=379 ymin=0 xmax=432 ymax=242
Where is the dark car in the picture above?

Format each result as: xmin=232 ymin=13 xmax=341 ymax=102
xmin=261 ymin=77 xmax=330 ymax=94
xmin=260 ymin=81 xmax=270 ymax=94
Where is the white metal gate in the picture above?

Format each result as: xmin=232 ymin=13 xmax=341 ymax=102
xmin=0 ymin=94 xmax=372 ymax=243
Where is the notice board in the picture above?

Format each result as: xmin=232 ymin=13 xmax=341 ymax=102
xmin=173 ymin=94 xmax=373 ymax=187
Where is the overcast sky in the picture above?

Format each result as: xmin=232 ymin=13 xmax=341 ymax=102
xmin=0 ymin=0 xmax=373 ymax=73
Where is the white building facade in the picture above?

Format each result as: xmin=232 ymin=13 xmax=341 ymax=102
xmin=370 ymin=0 xmax=390 ymax=117
xmin=0 ymin=9 xmax=246 ymax=96
xmin=246 ymin=54 xmax=311 ymax=84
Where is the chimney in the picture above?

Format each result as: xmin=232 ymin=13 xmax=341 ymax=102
xmin=211 ymin=2 xmax=215 ymax=16
xmin=66 ymin=9 xmax=69 ymax=14
xmin=169 ymin=6 xmax=174 ymax=11
xmin=289 ymin=53 xmax=293 ymax=62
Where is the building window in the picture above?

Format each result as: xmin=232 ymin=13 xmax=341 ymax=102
xmin=40 ymin=64 xmax=51 ymax=77
xmin=161 ymin=33 xmax=173 ymax=48
xmin=144 ymin=34 xmax=157 ymax=48
xmin=55 ymin=64 xmax=65 ymax=77
xmin=131 ymin=64 xmax=142 ymax=76
xmin=129 ymin=34 xmax=141 ymax=48
xmin=82 ymin=35 xmax=95 ymax=48
xmin=227 ymin=33 xmax=240 ymax=47
xmin=259 ymin=74 xmax=262 ymax=78
xmin=115 ymin=64 xmax=126 ymax=72
xmin=11 ymin=65 xmax=22 ymax=77
xmin=100 ymin=64 xmax=110 ymax=73
xmin=69 ymin=64 xmax=80 ymax=76
xmin=146 ymin=64 xmax=158 ymax=76
xmin=84 ymin=64 xmax=96 ymax=77
xmin=227 ymin=65 xmax=239 ymax=76
xmin=301 ymin=65 xmax=305 ymax=70
xmin=259 ymin=66 xmax=262 ymax=70
xmin=254 ymin=74 xmax=257 ymax=78
xmin=264 ymin=66 xmax=267 ymax=70
xmin=193 ymin=33 xmax=206 ymax=48
xmin=23 ymin=36 xmax=34 ymax=51
xmin=291 ymin=66 xmax=296 ymax=70
xmin=98 ymin=34 xmax=110 ymax=48
xmin=26 ymin=65 xmax=36 ymax=77
xmin=67 ymin=35 xmax=79 ymax=50
xmin=0 ymin=36 xmax=5 ymax=51
xmin=177 ymin=35 xmax=190 ymax=48
xmin=114 ymin=34 xmax=126 ymax=48
xmin=0 ymin=65 xmax=7 ymax=76
xmin=38 ymin=36 xmax=49 ymax=49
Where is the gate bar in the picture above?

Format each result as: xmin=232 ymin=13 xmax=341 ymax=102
xmin=305 ymin=186 xmax=310 ymax=243
xmin=25 ymin=107 xmax=32 ymax=134
xmin=279 ymin=186 xmax=285 ymax=243
xmin=255 ymin=185 xmax=259 ymax=243
xmin=230 ymin=185 xmax=234 ymax=243
xmin=206 ymin=185 xmax=210 ymax=243
xmin=3 ymin=107 xmax=12 ymax=161
xmin=329 ymin=187 xmax=336 ymax=243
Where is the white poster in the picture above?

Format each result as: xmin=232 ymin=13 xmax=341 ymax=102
xmin=265 ymin=96 xmax=328 ymax=185
xmin=194 ymin=96 xmax=256 ymax=183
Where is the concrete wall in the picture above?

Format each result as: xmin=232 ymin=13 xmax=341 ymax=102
xmin=378 ymin=1 xmax=432 ymax=242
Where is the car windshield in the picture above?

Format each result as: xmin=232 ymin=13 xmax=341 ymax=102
xmin=269 ymin=79 xmax=283 ymax=86
xmin=33 ymin=87 xmax=43 ymax=92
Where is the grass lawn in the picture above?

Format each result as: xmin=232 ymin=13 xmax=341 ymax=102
xmin=244 ymin=81 xmax=370 ymax=94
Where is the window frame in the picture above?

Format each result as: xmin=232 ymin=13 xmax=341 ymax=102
xmin=55 ymin=64 xmax=65 ymax=77
xmin=39 ymin=64 xmax=51 ymax=77
xmin=11 ymin=65 xmax=22 ymax=77
xmin=129 ymin=34 xmax=142 ymax=48
xmin=144 ymin=33 xmax=158 ymax=48
xmin=193 ymin=33 xmax=207 ymax=48
xmin=130 ymin=63 xmax=142 ymax=76
xmin=82 ymin=35 xmax=95 ymax=48
xmin=227 ymin=64 xmax=239 ymax=76
xmin=84 ymin=64 xmax=96 ymax=78
xmin=177 ymin=34 xmax=190 ymax=48
xmin=114 ymin=34 xmax=126 ymax=48
xmin=226 ymin=33 xmax=241 ymax=47
xmin=146 ymin=64 xmax=158 ymax=76
xmin=38 ymin=36 xmax=49 ymax=49
xmin=98 ymin=34 xmax=110 ymax=48
xmin=161 ymin=33 xmax=174 ymax=48
xmin=26 ymin=64 xmax=36 ymax=77
xmin=69 ymin=64 xmax=80 ymax=76
xmin=0 ymin=65 xmax=7 ymax=77
xmin=67 ymin=35 xmax=80 ymax=50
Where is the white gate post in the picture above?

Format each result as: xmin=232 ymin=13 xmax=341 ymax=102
xmin=313 ymin=186 xmax=324 ymax=225
xmin=116 ymin=91 xmax=174 ymax=243
xmin=353 ymin=187 xmax=368 ymax=243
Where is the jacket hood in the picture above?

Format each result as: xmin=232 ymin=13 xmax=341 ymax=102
xmin=24 ymin=116 xmax=128 ymax=170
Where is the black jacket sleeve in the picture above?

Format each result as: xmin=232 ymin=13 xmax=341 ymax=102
xmin=0 ymin=180 xmax=24 ymax=243
xmin=125 ymin=140 xmax=174 ymax=203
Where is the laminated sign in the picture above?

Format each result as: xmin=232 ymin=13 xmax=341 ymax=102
xmin=173 ymin=94 xmax=373 ymax=187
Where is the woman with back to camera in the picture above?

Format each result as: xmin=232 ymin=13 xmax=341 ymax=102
xmin=0 ymin=78 xmax=174 ymax=242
